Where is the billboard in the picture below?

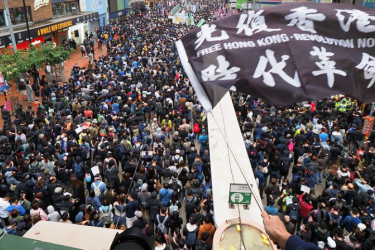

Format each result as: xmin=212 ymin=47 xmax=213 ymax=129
xmin=109 ymin=0 xmax=126 ymax=13
xmin=363 ymin=0 xmax=375 ymax=9
xmin=236 ymin=0 xmax=248 ymax=9
xmin=86 ymin=0 xmax=107 ymax=15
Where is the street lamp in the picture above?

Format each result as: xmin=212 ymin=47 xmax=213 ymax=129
xmin=22 ymin=0 xmax=32 ymax=46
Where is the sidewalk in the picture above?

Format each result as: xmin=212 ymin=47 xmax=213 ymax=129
xmin=0 ymin=45 xmax=107 ymax=127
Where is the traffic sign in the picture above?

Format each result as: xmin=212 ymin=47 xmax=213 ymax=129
xmin=229 ymin=183 xmax=252 ymax=205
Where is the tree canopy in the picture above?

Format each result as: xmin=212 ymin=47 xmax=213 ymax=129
xmin=0 ymin=43 xmax=72 ymax=81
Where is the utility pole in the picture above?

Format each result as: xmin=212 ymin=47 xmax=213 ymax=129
xmin=3 ymin=0 xmax=17 ymax=52
xmin=22 ymin=0 xmax=32 ymax=46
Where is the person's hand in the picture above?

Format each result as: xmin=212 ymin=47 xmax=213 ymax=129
xmin=262 ymin=211 xmax=291 ymax=250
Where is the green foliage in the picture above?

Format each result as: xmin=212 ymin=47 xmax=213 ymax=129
xmin=0 ymin=43 xmax=73 ymax=81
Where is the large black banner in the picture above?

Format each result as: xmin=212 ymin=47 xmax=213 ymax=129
xmin=176 ymin=3 xmax=375 ymax=111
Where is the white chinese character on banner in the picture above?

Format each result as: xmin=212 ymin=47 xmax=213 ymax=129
xmin=236 ymin=10 xmax=281 ymax=36
xmin=253 ymin=49 xmax=301 ymax=87
xmin=201 ymin=55 xmax=240 ymax=81
xmin=356 ymin=53 xmax=375 ymax=88
xmin=310 ymin=46 xmax=347 ymax=88
xmin=195 ymin=24 xmax=229 ymax=49
xmin=335 ymin=9 xmax=375 ymax=33
xmin=284 ymin=6 xmax=326 ymax=34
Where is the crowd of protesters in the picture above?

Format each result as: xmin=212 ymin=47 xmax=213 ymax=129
xmin=0 ymin=3 xmax=217 ymax=250
xmin=234 ymin=93 xmax=375 ymax=250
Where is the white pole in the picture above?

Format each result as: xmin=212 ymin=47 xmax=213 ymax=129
xmin=3 ymin=0 xmax=17 ymax=52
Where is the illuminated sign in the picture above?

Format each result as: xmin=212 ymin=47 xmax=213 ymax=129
xmin=34 ymin=0 xmax=50 ymax=11
xmin=37 ymin=20 xmax=73 ymax=36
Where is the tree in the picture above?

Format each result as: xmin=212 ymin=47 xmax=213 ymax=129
xmin=0 ymin=43 xmax=72 ymax=81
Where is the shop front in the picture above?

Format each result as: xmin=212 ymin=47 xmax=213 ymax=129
xmin=80 ymin=0 xmax=108 ymax=33
xmin=0 ymin=12 xmax=99 ymax=49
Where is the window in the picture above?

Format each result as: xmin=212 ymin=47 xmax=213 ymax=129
xmin=56 ymin=3 xmax=67 ymax=15
xmin=71 ymin=2 xmax=78 ymax=13
xmin=52 ymin=4 xmax=57 ymax=16
xmin=66 ymin=2 xmax=72 ymax=14
xmin=8 ymin=7 xmax=32 ymax=25
xmin=0 ymin=10 xmax=5 ymax=27
xmin=52 ymin=1 xmax=79 ymax=17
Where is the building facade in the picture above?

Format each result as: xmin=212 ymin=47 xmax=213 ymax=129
xmin=79 ymin=0 xmax=108 ymax=33
xmin=0 ymin=0 xmax=98 ymax=49
xmin=108 ymin=0 xmax=129 ymax=21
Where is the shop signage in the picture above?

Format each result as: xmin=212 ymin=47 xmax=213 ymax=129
xmin=37 ymin=20 xmax=73 ymax=36
xmin=228 ymin=183 xmax=252 ymax=205
xmin=34 ymin=0 xmax=50 ymax=11
xmin=1 ymin=12 xmax=99 ymax=47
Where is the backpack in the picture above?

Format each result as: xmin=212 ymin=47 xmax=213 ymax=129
xmin=328 ymin=213 xmax=342 ymax=227
xmin=202 ymin=181 xmax=212 ymax=199
xmin=100 ymin=205 xmax=112 ymax=224
xmin=133 ymin=127 xmax=140 ymax=136
xmin=85 ymin=206 xmax=94 ymax=220
xmin=299 ymin=153 xmax=310 ymax=167
xmin=9 ymin=204 xmax=20 ymax=216
xmin=37 ymin=208 xmax=47 ymax=221
xmin=139 ymin=193 xmax=149 ymax=209
xmin=185 ymin=196 xmax=196 ymax=214
xmin=341 ymin=145 xmax=350 ymax=158
xmin=93 ymin=182 xmax=103 ymax=197
xmin=74 ymin=162 xmax=84 ymax=179
xmin=133 ymin=144 xmax=142 ymax=155
xmin=281 ymin=157 xmax=291 ymax=171
xmin=119 ymin=144 xmax=126 ymax=155
xmin=85 ymin=173 xmax=92 ymax=183
xmin=164 ymin=133 xmax=171 ymax=146
xmin=193 ymin=123 xmax=200 ymax=134
xmin=173 ymin=156 xmax=182 ymax=167
xmin=81 ymin=143 xmax=90 ymax=159
xmin=360 ymin=215 xmax=372 ymax=228
xmin=192 ymin=192 xmax=201 ymax=206
xmin=169 ymin=201 xmax=179 ymax=214
xmin=99 ymin=127 xmax=107 ymax=137
xmin=156 ymin=214 xmax=168 ymax=234
xmin=264 ymin=183 xmax=275 ymax=196
xmin=197 ymin=173 xmax=204 ymax=185
xmin=149 ymin=199 xmax=160 ymax=219
xmin=170 ymin=181 xmax=180 ymax=193
xmin=289 ymin=207 xmax=298 ymax=221
xmin=288 ymin=140 xmax=294 ymax=152
xmin=186 ymin=227 xmax=198 ymax=246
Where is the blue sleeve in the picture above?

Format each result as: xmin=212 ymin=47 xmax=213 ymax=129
xmin=95 ymin=198 xmax=102 ymax=208
xmin=355 ymin=180 xmax=368 ymax=193
xmin=285 ymin=235 xmax=321 ymax=250
xmin=18 ymin=205 xmax=26 ymax=216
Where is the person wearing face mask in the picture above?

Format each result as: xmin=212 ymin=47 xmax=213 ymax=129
xmin=298 ymin=223 xmax=312 ymax=243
